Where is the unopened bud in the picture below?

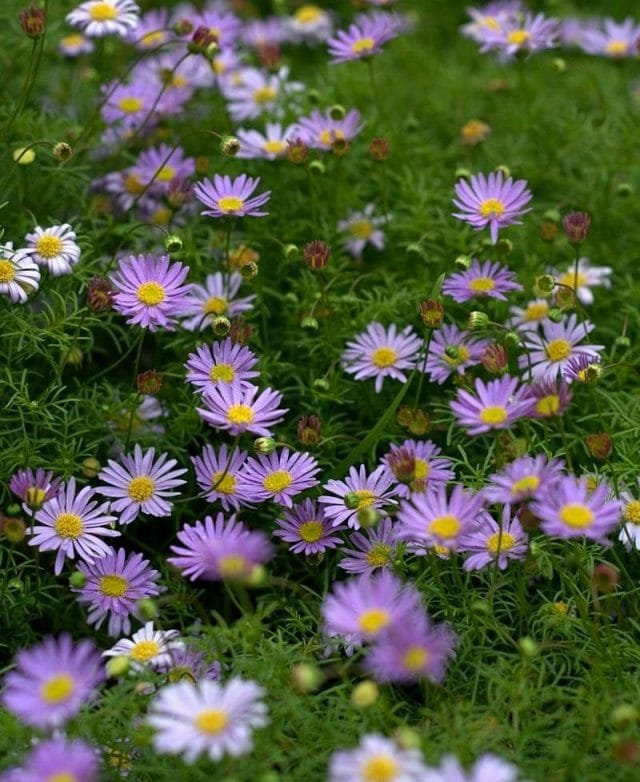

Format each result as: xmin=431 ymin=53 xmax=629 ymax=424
xmin=351 ymin=680 xmax=379 ymax=708
xmin=290 ymin=663 xmax=323 ymax=693
xmin=369 ymin=137 xmax=389 ymax=161
xmin=188 ymin=25 xmax=217 ymax=54
xmin=331 ymin=137 xmax=350 ymax=157
xmin=467 ymin=311 xmax=489 ymax=330
xmin=172 ymin=18 xmax=193 ymax=36
xmin=65 ymin=346 xmax=83 ymax=366
xmin=534 ymin=274 xmax=556 ymax=296
xmin=344 ymin=492 xmax=360 ymax=510
xmin=356 ymin=506 xmax=380 ymax=528
xmin=312 ymin=377 xmax=330 ymax=391
xmin=454 ymin=254 xmax=471 ymax=271
xmin=503 ymin=331 xmax=521 ymax=349
xmin=585 ymin=432 xmax=612 ymax=460
xmin=284 ymin=243 xmax=298 ymax=260
xmin=562 ymin=211 xmax=591 ymax=244
xmin=19 ymin=4 xmax=46 ymax=38
xmin=137 ymin=598 xmax=159 ymax=621
xmin=69 ymin=570 xmax=87 ymax=588
xmin=212 ymin=316 xmax=231 ymax=336
xmin=329 ymin=104 xmax=346 ymax=120
xmin=408 ymin=409 xmax=430 ymax=435
xmin=518 ymin=636 xmax=538 ymax=658
xmin=548 ymin=307 xmax=565 ymax=323
xmin=615 ymin=335 xmax=631 ymax=350
xmin=254 ymin=437 xmax=276 ymax=455
xmin=419 ymin=299 xmax=444 ymax=329
xmin=240 ymin=261 xmax=258 ymax=280
xmin=555 ymin=286 xmax=576 ymax=311
xmin=87 ymin=276 xmax=114 ymax=312
xmin=245 ymin=564 xmax=267 ymax=587
xmin=297 ymin=415 xmax=322 ymax=446
xmin=301 ymin=315 xmax=319 ymax=331
xmin=393 ymin=727 xmax=422 ymax=750
xmin=13 ymin=147 xmax=35 ymax=165
xmin=136 ymin=369 xmax=163 ymax=395
xmin=303 ymin=240 xmax=331 ymax=270
xmin=481 ymin=343 xmax=508 ymax=374
xmin=106 ymin=656 xmax=130 ymax=678
xmin=81 ymin=457 xmax=101 ymax=478
xmin=454 ymin=167 xmax=471 ymax=179
xmin=552 ymin=57 xmax=566 ymax=72
xmin=495 ymin=164 xmax=511 ymax=178
xmin=220 ymin=135 xmax=240 ymax=157
xmin=308 ymin=160 xmax=325 ymax=176
xmin=611 ymin=704 xmax=638 ymax=728
xmin=495 ymin=238 xmax=513 ymax=255
xmin=1 ymin=516 xmax=26 ymax=543
xmin=53 ymin=142 xmax=72 ymax=162
xmin=164 ymin=234 xmax=183 ymax=254
xmin=617 ymin=182 xmax=633 ymax=197
xmin=592 ymin=562 xmax=619 ymax=593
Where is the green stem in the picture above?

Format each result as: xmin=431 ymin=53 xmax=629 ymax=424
xmin=1 ymin=40 xmax=39 ymax=140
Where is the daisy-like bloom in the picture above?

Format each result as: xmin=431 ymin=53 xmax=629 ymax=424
xmin=236 ymin=122 xmax=297 ymax=160
xmin=274 ymin=498 xmax=345 ymax=555
xmin=194 ymin=174 xmax=270 ymax=219
xmin=286 ymin=4 xmax=333 ymax=42
xmin=342 ymin=322 xmax=422 ymax=394
xmin=337 ymin=204 xmax=388 ymax=259
xmin=243 ymin=17 xmax=287 ymax=50
xmin=530 ymin=475 xmax=621 ymax=545
xmin=96 ymin=444 xmax=187 ymax=526
xmin=442 ymin=259 xmax=522 ymax=303
xmin=110 ymin=253 xmax=191 ymax=332
xmin=0 ymin=241 xmax=40 ymax=304
xmin=328 ymin=733 xmax=427 ymax=782
xmin=23 ymin=223 xmax=81 ymax=276
xmin=293 ymin=108 xmax=363 ymax=151
xmin=66 ymin=0 xmax=140 ymax=38
xmin=365 ymin=610 xmax=457 ymax=685
xmin=327 ymin=12 xmax=399 ymax=63
xmin=182 ymin=271 xmax=255 ymax=331
xmin=236 ymin=448 xmax=320 ymax=507
xmin=59 ymin=32 xmax=95 ymax=56
xmin=322 ymin=571 xmax=422 ymax=646
xmin=185 ymin=339 xmax=259 ymax=395
xmin=2 ymin=634 xmax=104 ymax=729
xmin=380 ymin=439 xmax=455 ymax=498
xmin=425 ymin=323 xmax=488 ymax=384
xmin=197 ymin=382 xmax=287 ymax=437
xmin=191 ymin=6 xmax=243 ymax=49
xmin=74 ymin=547 xmax=163 ymax=636
xmin=484 ymin=454 xmax=565 ymax=504
xmin=222 ymin=66 xmax=303 ymax=123
xmin=166 ymin=647 xmax=222 ymax=684
xmin=461 ymin=2 xmax=524 ymax=42
xmin=168 ymin=513 xmax=274 ymax=582
xmin=579 ymin=17 xmax=640 ymax=58
xmin=320 ymin=464 xmax=396 ymax=530
xmin=519 ymin=314 xmax=603 ymax=382
xmin=339 ymin=517 xmax=398 ymax=574
xmin=479 ymin=12 xmax=558 ymax=59
xmin=618 ymin=484 xmax=640 ymax=551
xmin=132 ymin=143 xmax=196 ymax=197
xmin=103 ymin=622 xmax=185 ymax=671
xmin=459 ymin=505 xmax=528 ymax=571
xmin=192 ymin=444 xmax=256 ymax=510
xmin=525 ymin=379 xmax=572 ymax=419
xmin=148 ymin=677 xmax=267 ymax=763
xmin=423 ymin=753 xmax=523 ymax=782
xmin=10 ymin=736 xmax=99 ymax=782
xmin=561 ymin=353 xmax=602 ymax=385
xmin=28 ymin=478 xmax=118 ymax=575
xmin=508 ymin=298 xmax=552 ymax=332
xmin=127 ymin=7 xmax=172 ymax=49
xmin=552 ymin=258 xmax=612 ymax=306
xmin=396 ymin=484 xmax=485 ymax=551
xmin=9 ymin=467 xmax=61 ymax=512
xmin=450 ymin=375 xmax=533 ymax=436
xmin=101 ymin=79 xmax=157 ymax=130
xmin=452 ymin=171 xmax=532 ymax=244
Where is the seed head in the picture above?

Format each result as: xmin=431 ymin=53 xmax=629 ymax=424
xmin=137 ymin=369 xmax=163 ymax=395
xmin=297 ymin=415 xmax=322 ymax=446
xmin=19 ymin=4 xmax=46 ymax=38
xmin=419 ymin=299 xmax=444 ymax=329
xmin=220 ymin=136 xmax=240 ymax=157
xmin=87 ymin=276 xmax=115 ymax=312
xmin=369 ymin=137 xmax=389 ymax=161
xmin=53 ymin=142 xmax=72 ymax=162
xmin=303 ymin=240 xmax=331 ymax=271
xmin=562 ymin=211 xmax=591 ymax=244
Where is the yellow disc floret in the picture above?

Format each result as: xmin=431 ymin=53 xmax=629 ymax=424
xmin=429 ymin=514 xmax=460 ymax=539
xmin=479 ymin=405 xmax=508 ymax=425
xmin=41 ymin=673 xmax=75 ymax=703
xmin=128 ymin=475 xmax=155 ymax=502
xmin=263 ymin=470 xmax=293 ymax=494
xmin=560 ymin=503 xmax=594 ymax=529
xmin=130 ymin=640 xmax=161 ymax=662
xmin=54 ymin=512 xmax=84 ymax=539
xmin=371 ymin=347 xmax=398 ymax=368
xmin=479 ymin=198 xmax=505 ymax=218
xmin=35 ymin=234 xmax=63 ymax=259
xmin=137 ymin=281 xmax=166 ymax=306
xmin=99 ymin=574 xmax=128 ymax=597
xmin=358 ymin=608 xmax=391 ymax=635
xmin=195 ymin=708 xmax=229 ymax=734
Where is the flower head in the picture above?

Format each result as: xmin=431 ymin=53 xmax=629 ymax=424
xmin=104 ymin=622 xmax=185 ymax=671
xmin=197 ymin=382 xmax=287 ymax=437
xmin=66 ymin=0 xmax=140 ymax=38
xmin=442 ymin=259 xmax=522 ymax=303
xmin=185 ymin=339 xmax=259 ymax=395
xmin=237 ymin=448 xmax=320 ymax=507
xmin=508 ymin=298 xmax=551 ymax=332
xmin=338 ymin=204 xmax=388 ymax=259
xmin=320 ymin=464 xmax=397 ymax=530
xmin=380 ymin=439 xmax=455 ymax=497
xmin=236 ymin=122 xmax=297 ymax=160
xmin=478 ymin=12 xmax=558 ymax=58
xmin=450 ymin=375 xmax=533 ymax=436
xmin=9 ymin=736 xmax=99 ymax=782
xmin=292 ymin=108 xmax=363 ymax=151
xmin=424 ymin=323 xmax=488 ymax=384
xmin=552 ymin=258 xmax=611 ymax=306
xmin=618 ymin=484 xmax=640 ymax=551
xmin=579 ymin=18 xmax=640 ymax=58
xmin=192 ymin=444 xmax=256 ymax=510
xmin=182 ymin=271 xmax=255 ymax=331
xmin=194 ymin=174 xmax=270 ymax=218
xmin=339 ymin=517 xmax=398 ymax=574
xmin=459 ymin=505 xmax=528 ymax=571
xmin=9 ymin=467 xmax=61 ymax=512
xmin=24 ymin=223 xmax=81 ymax=276
xmin=484 ymin=454 xmax=565 ymax=504
xmin=274 ymin=498 xmax=345 ymax=555
xmin=0 ymin=241 xmax=40 ymax=303
xmin=328 ymin=733 xmax=427 ymax=782
xmin=327 ymin=12 xmax=399 ymax=63
xmin=525 ymin=379 xmax=572 ymax=419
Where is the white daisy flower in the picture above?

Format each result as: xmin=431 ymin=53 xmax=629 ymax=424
xmin=24 ymin=224 xmax=81 ymax=276
xmin=552 ymin=257 xmax=612 ymax=305
xmin=103 ymin=622 xmax=185 ymax=670
xmin=66 ymin=0 xmax=140 ymax=39
xmin=328 ymin=733 xmax=427 ymax=781
xmin=0 ymin=241 xmax=41 ymax=304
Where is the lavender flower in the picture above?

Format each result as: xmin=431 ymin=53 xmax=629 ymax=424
xmin=328 ymin=734 xmax=427 ymax=782
xmin=380 ymin=439 xmax=455 ymax=497
xmin=66 ymin=0 xmax=140 ymax=38
xmin=442 ymin=259 xmax=522 ymax=302
xmin=338 ymin=204 xmax=388 ymax=259
xmin=320 ymin=464 xmax=397 ymax=529
xmin=508 ymin=299 xmax=551 ymax=332
xmin=450 ymin=375 xmax=533 ymax=436
xmin=197 ymin=382 xmax=287 ymax=436
xmin=459 ymin=505 xmax=528 ymax=571
xmin=103 ymin=622 xmax=185 ymax=671
xmin=327 ymin=12 xmax=398 ymax=63
xmin=185 ymin=339 xmax=259 ymax=394
xmin=274 ymin=498 xmax=345 ymax=555
xmin=237 ymin=448 xmax=320 ymax=507
xmin=236 ymin=122 xmax=297 ymax=159
xmin=9 ymin=467 xmax=61 ymax=512
xmin=339 ymin=518 xmax=398 ymax=574
xmin=9 ymin=736 xmax=99 ymax=782
xmin=525 ymin=379 xmax=572 ymax=418
xmin=484 ymin=454 xmax=565 ymax=504
xmin=579 ymin=18 xmax=640 ymax=58
xmin=182 ymin=271 xmax=255 ymax=331
xmin=424 ymin=323 xmax=488 ymax=384
xmin=293 ymin=108 xmax=363 ymax=151
xmin=194 ymin=174 xmax=271 ymax=218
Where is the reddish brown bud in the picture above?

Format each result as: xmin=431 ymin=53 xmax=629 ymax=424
xmin=540 ymin=221 xmax=558 ymax=241
xmin=258 ymin=43 xmax=281 ymax=70
xmin=172 ymin=18 xmax=193 ymax=36
xmin=19 ymin=4 xmax=46 ymax=38
xmin=188 ymin=25 xmax=218 ymax=54
xmin=331 ymin=137 xmax=350 ymax=157
xmin=228 ymin=317 xmax=253 ymax=345
xmin=562 ymin=211 xmax=591 ymax=244
xmin=555 ymin=285 xmax=576 ymax=311
xmin=481 ymin=343 xmax=508 ymax=375
xmin=369 ymin=137 xmax=389 ymax=161
xmin=136 ymin=370 xmax=163 ymax=395
xmin=612 ymin=739 xmax=640 ymax=765
xmin=592 ymin=562 xmax=619 ymax=594
xmin=87 ymin=276 xmax=114 ymax=312
xmin=287 ymin=138 xmax=308 ymax=165
xmin=297 ymin=415 xmax=322 ymax=446
xmin=397 ymin=407 xmax=430 ymax=435
xmin=585 ymin=432 xmax=613 ymax=460
xmin=303 ymin=240 xmax=331 ymax=271
xmin=386 ymin=446 xmax=416 ymax=483
xmin=419 ymin=299 xmax=444 ymax=329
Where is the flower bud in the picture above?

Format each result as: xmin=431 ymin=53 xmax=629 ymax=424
xmin=137 ymin=598 xmax=159 ymax=621
xmin=307 ymin=88 xmax=321 ymax=104
xmin=554 ymin=286 xmax=576 ymax=311
xmin=495 ymin=164 xmax=511 ymax=178
xmin=459 ymin=119 xmax=491 ymax=146
xmin=518 ymin=636 xmax=538 ymax=658
xmin=65 ymin=346 xmax=83 ymax=366
xmin=543 ymin=208 xmax=562 ymax=222
xmin=212 ymin=316 xmax=231 ymax=336
xmin=540 ymin=221 xmax=558 ymax=241
xmin=351 ymin=680 xmax=379 ymax=708
xmin=467 ymin=311 xmax=489 ymax=331
xmin=329 ymin=104 xmax=346 ymax=120
xmin=69 ymin=570 xmax=87 ymax=588
xmin=308 ymin=160 xmax=325 ymax=176
xmin=562 ymin=211 xmax=591 ymax=244
xmin=220 ymin=135 xmax=240 ymax=157
xmin=290 ymin=663 xmax=323 ymax=693
xmin=245 ymin=564 xmax=267 ymax=587
xmin=331 ymin=137 xmax=350 ymax=157
xmin=611 ymin=704 xmax=638 ymax=728
xmin=188 ymin=25 xmax=217 ymax=54
xmin=547 ymin=307 xmax=564 ymax=323
xmin=617 ymin=182 xmax=633 ymax=197
xmin=612 ymin=739 xmax=640 ymax=765
xmin=419 ymin=299 xmax=444 ymax=329
xmin=283 ymin=244 xmax=299 ymax=261
xmin=13 ymin=147 xmax=35 ymax=165
xmin=303 ymin=240 xmax=331 ymax=270
xmin=254 ymin=437 xmax=276 ymax=455
xmin=53 ymin=142 xmax=72 ymax=162
xmin=585 ymin=432 xmax=612 ymax=460
xmin=297 ymin=415 xmax=321 ymax=446
xmin=106 ymin=656 xmax=130 ymax=678
xmin=503 ymin=331 xmax=521 ymax=349
xmin=287 ymin=138 xmax=308 ymax=164
xmin=344 ymin=492 xmax=361 ymax=510
xmin=19 ymin=4 xmax=46 ymax=38
xmin=454 ymin=254 xmax=471 ymax=271
xmin=591 ymin=562 xmax=619 ymax=594
xmin=301 ymin=315 xmax=319 ymax=331
xmin=369 ymin=137 xmax=389 ymax=161
xmin=1 ymin=516 xmax=26 ymax=543
xmin=136 ymin=369 xmax=163 ymax=395
xmin=81 ymin=457 xmax=101 ymax=478
xmin=87 ymin=276 xmax=114 ymax=312
xmin=481 ymin=343 xmax=508 ymax=375
xmin=552 ymin=57 xmax=566 ymax=72
xmin=172 ymin=18 xmax=193 ymax=36
xmin=393 ymin=727 xmax=422 ymax=751
xmin=615 ymin=335 xmax=631 ymax=350
xmin=239 ymin=262 xmax=258 ymax=281
xmin=356 ymin=507 xmax=380 ymax=528
xmin=312 ymin=378 xmax=330 ymax=392
xmin=164 ymin=234 xmax=183 ymax=254
xmin=495 ymin=238 xmax=513 ymax=255
xmin=534 ymin=274 xmax=556 ymax=296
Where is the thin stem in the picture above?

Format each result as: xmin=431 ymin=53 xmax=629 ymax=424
xmin=1 ymin=40 xmax=39 ymax=140
xmin=124 ymin=333 xmax=145 ymax=452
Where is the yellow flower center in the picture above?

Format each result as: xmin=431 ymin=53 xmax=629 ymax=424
xmin=295 ymin=5 xmax=322 ymax=24
xmin=118 ymin=97 xmax=144 ymax=114
xmin=351 ymin=36 xmax=375 ymax=55
xmin=253 ymin=86 xmax=277 ymax=104
xmin=99 ymin=574 xmax=128 ymax=597
xmin=128 ymin=475 xmax=155 ymax=501
xmin=212 ymin=58 xmax=227 ymax=75
xmin=507 ymin=29 xmax=531 ymax=46
xmin=226 ymin=404 xmax=254 ymax=425
xmin=486 ymin=531 xmax=517 ymax=554
xmin=429 ymin=514 xmax=460 ymax=539
xmin=210 ymin=363 xmax=235 ymax=382
xmin=352 ymin=489 xmax=376 ymax=510
xmin=217 ymin=195 xmax=245 ymax=213
xmin=536 ymin=394 xmax=560 ymax=416
xmin=414 ymin=459 xmax=429 ymax=480
xmin=0 ymin=259 xmax=16 ymax=283
xmin=141 ymin=30 xmax=166 ymax=47
xmin=319 ymin=128 xmax=346 ymax=147
xmin=350 ymin=219 xmax=374 ymax=239
xmin=433 ymin=544 xmax=450 ymax=558
xmin=137 ymin=281 xmax=166 ymax=306
xmin=545 ymin=338 xmax=572 ymax=362
xmin=151 ymin=207 xmax=171 ymax=227
xmin=479 ymin=405 xmax=508 ymax=425
xmin=49 ymin=773 xmax=76 ymax=782
xmin=41 ymin=673 xmax=75 ymax=703
xmin=512 ymin=475 xmax=540 ymax=495
xmin=54 ymin=512 xmax=84 ymax=539
xmin=371 ymin=347 xmax=398 ymax=368
xmin=27 ymin=486 xmax=47 ymax=507
xmin=263 ymin=140 xmax=287 ymax=155
xmin=469 ymin=276 xmax=496 ymax=292
xmin=366 ymin=543 xmax=392 ymax=568
xmin=62 ymin=34 xmax=86 ymax=47
xmin=479 ymin=198 xmax=505 ymax=218
xmin=559 ymin=503 xmax=594 ymax=529
xmin=606 ymin=40 xmax=628 ymax=56
xmin=524 ymin=301 xmax=549 ymax=321
xmin=204 ymin=296 xmax=228 ymax=315
xmin=363 ymin=755 xmax=399 ymax=782
xmin=35 ymin=235 xmax=63 ymax=259
xmin=195 ymin=709 xmax=228 ymax=734
xmin=444 ymin=345 xmax=470 ymax=366
xmin=298 ymin=520 xmax=324 ymax=542
xmin=558 ymin=271 xmax=587 ymax=289
xmin=551 ymin=601 xmax=569 ymax=615
xmin=623 ymin=500 xmax=640 ymax=525
xmin=402 ymin=646 xmax=429 ymax=671
xmin=155 ymin=165 xmax=176 ymax=183
xmin=89 ymin=1 xmax=117 ymax=21
xmin=263 ymin=470 xmax=293 ymax=493
xmin=358 ymin=608 xmax=391 ymax=634
xmin=130 ymin=639 xmax=161 ymax=662
xmin=124 ymin=174 xmax=145 ymax=194
xmin=218 ymin=554 xmax=248 ymax=578
xmin=211 ymin=471 xmax=236 ymax=494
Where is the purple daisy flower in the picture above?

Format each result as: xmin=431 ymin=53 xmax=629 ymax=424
xmin=531 ymin=475 xmax=621 ymax=545
xmin=553 ymin=258 xmax=611 ymax=306
xmin=286 ymin=4 xmax=333 ymax=43
xmin=168 ymin=513 xmax=274 ymax=582
xmin=442 ymin=259 xmax=522 ymax=303
xmin=166 ymin=646 xmax=222 ymax=683
xmin=327 ymin=11 xmax=399 ymax=63
xmin=101 ymin=79 xmax=157 ymax=130
xmin=424 ymin=323 xmax=489 ymax=384
xmin=222 ymin=66 xmax=303 ymax=123
xmin=236 ymin=122 xmax=297 ymax=160
xmin=74 ymin=547 xmax=163 ymax=636
xmin=322 ymin=571 xmax=422 ymax=647
xmin=328 ymin=734 xmax=427 ymax=782
xmin=561 ymin=353 xmax=602 ymax=384
xmin=459 ymin=505 xmax=528 ymax=571
xmin=395 ymin=484 xmax=485 ymax=551
xmin=525 ymin=379 xmax=572 ymax=419
xmin=461 ymin=3 xmax=524 ymax=42
xmin=292 ymin=108 xmax=363 ymax=151
xmin=484 ymin=454 xmax=565 ymax=504
xmin=236 ymin=448 xmax=320 ymax=507
xmin=364 ymin=610 xmax=457 ymax=684
xmin=0 ymin=241 xmax=41 ymax=304
xmin=339 ymin=517 xmax=398 ymax=574
xmin=450 ymin=375 xmax=533 ymax=436
xmin=132 ymin=144 xmax=195 ymax=196
xmin=243 ymin=17 xmax=287 ymax=50
xmin=452 ymin=170 xmax=532 ymax=244
xmin=518 ymin=314 xmax=603 ymax=382
xmin=579 ymin=17 xmax=640 ymax=58
xmin=191 ymin=6 xmax=243 ymax=49
xmin=13 ymin=736 xmax=99 ymax=782
xmin=9 ymin=467 xmax=61 ymax=512
xmin=194 ymin=174 xmax=270 ymax=219
xmin=508 ymin=299 xmax=552 ymax=332
xmin=96 ymin=444 xmax=187 ymax=526
xmin=28 ymin=478 xmax=119 ymax=575
xmin=479 ymin=12 xmax=558 ymax=58
xmin=197 ymin=382 xmax=287 ymax=437
xmin=2 ymin=635 xmax=104 ymax=729
xmin=110 ymin=254 xmax=191 ymax=332
xmin=59 ymin=32 xmax=95 ymax=56
xmin=192 ymin=444 xmax=256 ymax=510
xmin=273 ymin=498 xmax=345 ymax=555
xmin=319 ymin=464 xmax=397 ymax=530
xmin=337 ymin=204 xmax=388 ymax=259
xmin=185 ymin=338 xmax=259 ymax=395
xmin=181 ymin=271 xmax=256 ymax=331
xmin=126 ymin=7 xmax=172 ymax=49
xmin=426 ymin=753 xmax=522 ymax=782
xmin=380 ymin=439 xmax=455 ymax=497
xmin=342 ymin=322 xmax=422 ymax=393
